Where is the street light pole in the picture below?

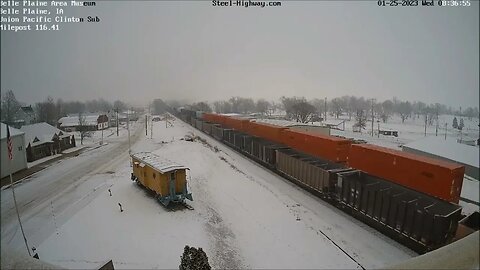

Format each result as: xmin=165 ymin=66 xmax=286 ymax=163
xmin=127 ymin=109 xmax=131 ymax=154
xmin=444 ymin=123 xmax=447 ymax=140
xmin=324 ymin=97 xmax=327 ymax=122
xmin=116 ymin=109 xmax=119 ymax=137
xmin=377 ymin=120 xmax=380 ymax=138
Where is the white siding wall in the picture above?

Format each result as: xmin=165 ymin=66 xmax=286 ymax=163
xmin=1 ymin=134 xmax=28 ymax=178
xmin=289 ymin=126 xmax=331 ymax=136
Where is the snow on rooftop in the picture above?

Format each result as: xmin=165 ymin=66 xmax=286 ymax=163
xmin=58 ymin=115 xmax=99 ymax=127
xmin=253 ymin=118 xmax=318 ymax=127
xmin=323 ymin=119 xmax=345 ymax=126
xmin=20 ymin=122 xmax=71 ymax=146
xmin=0 ymin=123 xmax=24 ymax=139
xmin=403 ymin=136 xmax=479 ymax=169
xmin=131 ymin=152 xmax=188 ymax=173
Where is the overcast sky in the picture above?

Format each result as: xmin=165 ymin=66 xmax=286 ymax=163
xmin=1 ymin=1 xmax=478 ymax=108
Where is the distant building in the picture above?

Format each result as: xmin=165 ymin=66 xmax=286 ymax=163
xmin=58 ymin=114 xmax=109 ymax=132
xmin=253 ymin=118 xmax=331 ymax=136
xmin=12 ymin=105 xmax=37 ymax=128
xmin=378 ymin=129 xmax=399 ymax=137
xmin=1 ymin=123 xmax=27 ymax=178
xmin=109 ymin=112 xmax=128 ymax=127
xmin=123 ymin=110 xmax=139 ymax=121
xmin=151 ymin=115 xmax=163 ymax=122
xmin=402 ymin=136 xmax=479 ymax=179
xmin=20 ymin=122 xmax=75 ymax=162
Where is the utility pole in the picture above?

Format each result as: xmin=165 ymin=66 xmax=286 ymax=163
xmin=127 ymin=109 xmax=131 ymax=154
xmin=150 ymin=116 xmax=153 ymax=139
xmin=444 ymin=123 xmax=447 ymax=140
xmin=324 ymin=97 xmax=327 ymax=122
xmin=116 ymin=108 xmax=119 ymax=137
xmin=371 ymin=99 xmax=375 ymax=137
xmin=145 ymin=115 xmax=148 ymax=136
xmin=424 ymin=114 xmax=427 ymax=137
xmin=377 ymin=120 xmax=380 ymax=138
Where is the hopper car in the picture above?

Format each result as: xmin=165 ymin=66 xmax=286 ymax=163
xmin=176 ymin=110 xmax=464 ymax=253
xmin=131 ymin=152 xmax=193 ymax=206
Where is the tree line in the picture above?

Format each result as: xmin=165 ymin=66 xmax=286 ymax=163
xmin=179 ymin=95 xmax=479 ymax=125
xmin=0 ymin=90 xmax=130 ymax=126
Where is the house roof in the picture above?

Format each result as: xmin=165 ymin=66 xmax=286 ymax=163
xmin=21 ymin=106 xmax=35 ymax=114
xmin=402 ymin=136 xmax=479 ymax=169
xmin=131 ymin=152 xmax=188 ymax=173
xmin=253 ymin=118 xmax=323 ymax=128
xmin=0 ymin=123 xmax=24 ymax=139
xmin=20 ymin=122 xmax=71 ymax=146
xmin=58 ymin=115 xmax=100 ymax=127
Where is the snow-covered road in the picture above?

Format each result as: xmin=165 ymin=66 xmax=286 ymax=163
xmin=1 ymin=120 xmax=144 ymax=253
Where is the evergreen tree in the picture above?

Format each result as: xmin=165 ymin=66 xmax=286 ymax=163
xmin=179 ymin=245 xmax=211 ymax=270
xmin=458 ymin=118 xmax=464 ymax=130
xmin=452 ymin=117 xmax=458 ymax=129
xmin=353 ymin=110 xmax=367 ymax=133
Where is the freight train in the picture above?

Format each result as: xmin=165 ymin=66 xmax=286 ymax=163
xmin=176 ymin=109 xmax=464 ymax=254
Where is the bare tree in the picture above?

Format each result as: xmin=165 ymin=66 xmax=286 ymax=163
xmin=113 ymin=100 xmax=127 ymax=111
xmin=291 ymin=101 xmax=316 ymax=123
xmin=330 ymin=98 xmax=345 ymax=119
xmin=255 ymin=99 xmax=271 ymax=116
xmin=380 ymin=99 xmax=394 ymax=123
xmin=36 ymin=96 xmax=57 ymax=125
xmin=212 ymin=101 xmax=231 ymax=113
xmin=397 ymin=101 xmax=412 ymax=123
xmin=0 ymin=90 xmax=21 ymax=124
xmin=281 ymin=96 xmax=307 ymax=120
xmin=78 ymin=112 xmax=91 ymax=145
xmin=190 ymin=102 xmax=212 ymax=112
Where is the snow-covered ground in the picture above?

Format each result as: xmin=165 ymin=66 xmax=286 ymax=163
xmin=329 ymin=114 xmax=479 ymax=150
xmin=3 ymin=115 xmax=477 ymax=269
xmin=9 ymin=117 xmax=415 ymax=269
xmin=27 ymin=154 xmax=61 ymax=168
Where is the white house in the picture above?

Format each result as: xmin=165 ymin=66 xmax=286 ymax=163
xmin=13 ymin=105 xmax=37 ymax=127
xmin=58 ymin=114 xmax=109 ymax=132
xmin=20 ymin=122 xmax=75 ymax=162
xmin=1 ymin=123 xmax=28 ymax=178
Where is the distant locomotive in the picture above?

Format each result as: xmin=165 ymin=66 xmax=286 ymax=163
xmin=177 ymin=108 xmax=465 ymax=254
xmin=131 ymin=152 xmax=193 ymax=206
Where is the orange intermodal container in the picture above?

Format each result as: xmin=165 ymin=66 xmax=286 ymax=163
xmin=223 ymin=117 xmax=250 ymax=131
xmin=280 ymin=129 xmax=351 ymax=163
xmin=202 ymin=113 xmax=228 ymax=126
xmin=244 ymin=121 xmax=286 ymax=144
xmin=202 ymin=113 xmax=217 ymax=123
xmin=348 ymin=144 xmax=465 ymax=203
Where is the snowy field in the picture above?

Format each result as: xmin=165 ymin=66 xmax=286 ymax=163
xmin=3 ymin=114 xmax=478 ymax=269
xmin=8 ymin=117 xmax=416 ymax=269
xmin=330 ymin=114 xmax=479 ymax=150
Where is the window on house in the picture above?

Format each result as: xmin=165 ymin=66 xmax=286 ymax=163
xmin=18 ymin=146 xmax=22 ymax=151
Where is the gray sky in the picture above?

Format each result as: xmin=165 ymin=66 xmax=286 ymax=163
xmin=1 ymin=1 xmax=478 ymax=108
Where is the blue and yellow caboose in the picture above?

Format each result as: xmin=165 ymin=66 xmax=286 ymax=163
xmin=130 ymin=152 xmax=193 ymax=206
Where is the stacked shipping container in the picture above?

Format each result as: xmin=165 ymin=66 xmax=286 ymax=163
xmin=348 ymin=144 xmax=464 ymax=203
